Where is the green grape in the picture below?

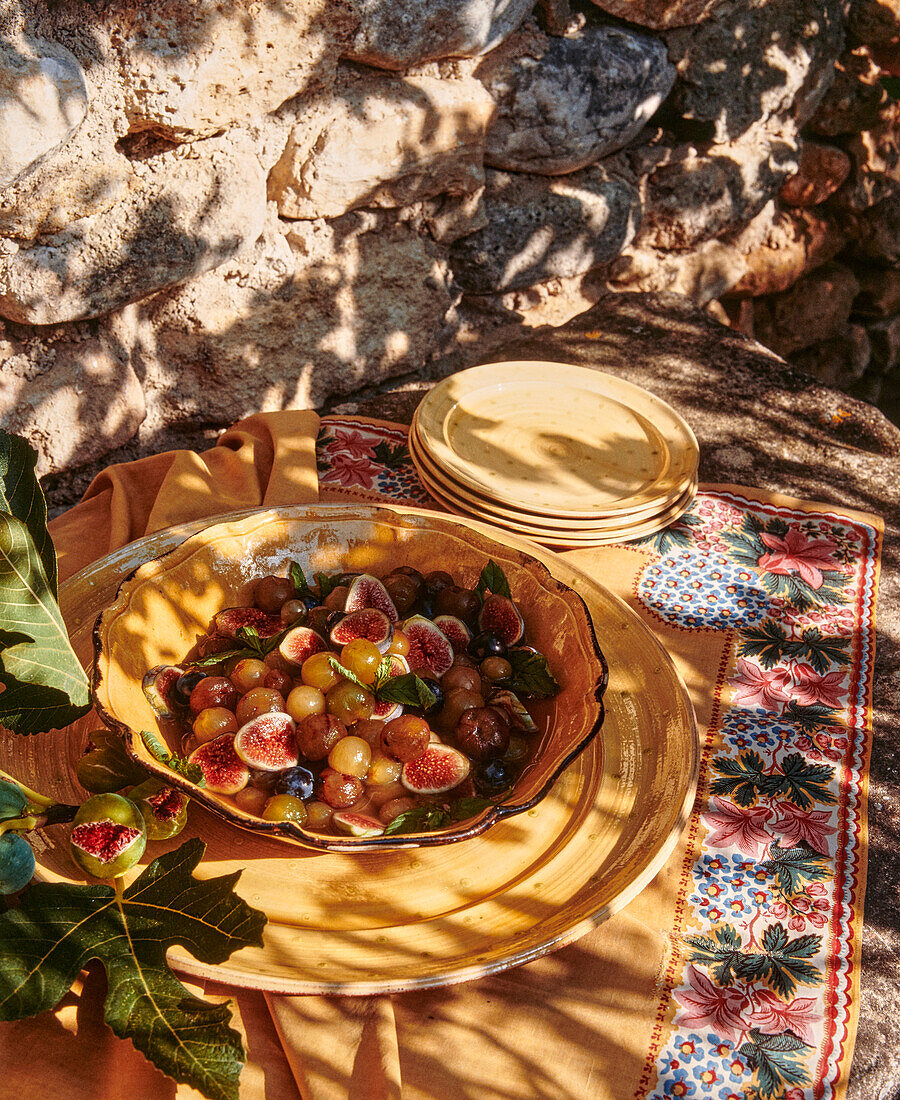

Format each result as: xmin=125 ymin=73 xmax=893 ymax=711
xmin=0 ymin=832 xmax=36 ymax=894
xmin=129 ymin=778 xmax=189 ymax=840
xmin=0 ymin=778 xmax=27 ymax=822
xmin=69 ymin=793 xmax=147 ymax=879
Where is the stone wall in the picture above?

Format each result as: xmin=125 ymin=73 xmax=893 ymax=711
xmin=0 ymin=0 xmax=897 ymax=476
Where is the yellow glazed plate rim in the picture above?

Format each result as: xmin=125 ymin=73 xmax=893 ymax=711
xmin=416 ymin=362 xmax=698 ymax=518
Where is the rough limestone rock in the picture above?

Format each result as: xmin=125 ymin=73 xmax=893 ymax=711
xmin=135 ymin=210 xmax=456 ymax=426
xmin=851 ymin=193 xmax=900 ymax=265
xmin=0 ymin=326 xmax=145 ymax=476
xmin=0 ymin=93 xmax=135 ymax=241
xmin=585 ymin=0 xmax=726 ymax=30
xmin=752 ymin=261 xmax=860 ymax=357
xmin=110 ymin=0 xmax=356 ymax=139
xmin=725 ymin=203 xmax=845 ymax=297
xmin=477 ymin=22 xmax=675 ymax=175
xmin=449 ymin=167 xmax=639 ymax=293
xmin=344 ymin=0 xmax=534 ymax=70
xmin=607 ymin=237 xmax=747 ymax=303
xmin=664 ymin=0 xmax=845 ymax=142
xmin=806 ymin=47 xmax=887 ymax=137
xmin=848 ymin=0 xmax=900 ymax=48
xmin=790 ymin=325 xmax=871 ymax=388
xmin=854 ymin=267 xmax=900 ymax=318
xmin=630 ymin=128 xmax=799 ymax=251
xmin=833 ymin=100 xmax=900 ymax=212
xmin=0 ymin=133 xmax=266 ymax=324
xmin=0 ymin=36 xmax=88 ymax=190
xmin=268 ymin=68 xmax=494 ymax=219
xmin=779 ymin=141 xmax=851 ymax=207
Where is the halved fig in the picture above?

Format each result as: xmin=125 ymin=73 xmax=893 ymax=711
xmin=433 ymin=615 xmax=472 ymax=655
xmin=214 ymin=607 xmax=284 ymax=638
xmin=488 ymin=689 xmax=538 ymax=733
xmin=234 ymin=711 xmax=299 ymax=772
xmin=188 ymin=734 xmax=250 ymax=794
xmin=142 ymin=665 xmax=184 ymax=719
xmin=478 ymin=594 xmax=524 ymax=645
xmin=344 ymin=574 xmax=399 ymax=622
xmin=332 ymin=811 xmax=385 ymax=837
xmin=401 ymin=615 xmax=454 ymax=678
xmin=401 ymin=743 xmax=470 ymax=795
xmin=129 ymin=778 xmax=189 ymax=840
xmin=371 ymin=654 xmax=410 ymax=722
xmin=330 ymin=608 xmax=393 ymax=654
xmin=279 ymin=625 xmax=328 ymax=667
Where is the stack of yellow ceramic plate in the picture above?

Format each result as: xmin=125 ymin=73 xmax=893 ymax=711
xmin=409 ymin=361 xmax=699 ymax=548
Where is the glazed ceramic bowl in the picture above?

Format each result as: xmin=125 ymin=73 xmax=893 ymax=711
xmin=93 ymin=505 xmax=608 ymax=851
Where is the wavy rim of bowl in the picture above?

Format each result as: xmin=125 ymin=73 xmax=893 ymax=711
xmin=91 ymin=507 xmax=608 ymax=852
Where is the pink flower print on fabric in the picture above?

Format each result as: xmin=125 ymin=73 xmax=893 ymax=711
xmin=788 ymin=663 xmax=848 ymax=709
xmin=756 ymin=530 xmax=842 ymax=589
xmin=674 ymin=965 xmax=751 ymax=1042
xmin=747 ymin=989 xmax=822 ymax=1046
xmin=703 ymin=797 xmax=773 ymax=858
xmin=771 ymin=801 xmax=837 ymax=854
xmin=731 ymin=658 xmax=792 ymax=711
xmin=325 ymin=429 xmax=376 ymax=461
xmin=321 ymin=453 xmax=378 ymax=488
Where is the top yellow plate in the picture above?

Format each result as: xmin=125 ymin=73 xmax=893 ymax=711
xmin=416 ymin=362 xmax=698 ymax=518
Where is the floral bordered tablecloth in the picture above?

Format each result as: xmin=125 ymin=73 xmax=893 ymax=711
xmin=317 ymin=415 xmax=880 ymax=1100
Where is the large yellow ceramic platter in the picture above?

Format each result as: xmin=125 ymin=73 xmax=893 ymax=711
xmin=416 ymin=362 xmax=698 ymax=518
xmin=0 ymin=505 xmax=698 ymax=995
xmin=409 ymin=417 xmax=695 ymax=532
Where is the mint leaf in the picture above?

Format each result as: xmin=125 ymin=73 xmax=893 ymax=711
xmin=189 ymin=649 xmax=255 ymax=668
xmin=235 ymin=626 xmax=286 ymax=657
xmin=328 ymin=657 xmax=366 ymax=691
xmin=448 ymin=796 xmax=492 ymax=821
xmin=475 ymin=559 xmax=511 ymax=600
xmin=138 ymin=730 xmax=206 ymax=788
xmin=315 ymin=572 xmax=342 ymax=601
xmin=383 ymin=804 xmax=450 ymax=835
xmin=376 ymin=673 xmax=437 ymax=710
xmin=0 ymin=839 xmax=266 ymax=1100
xmin=289 ymin=561 xmax=310 ymax=594
xmin=503 ymin=648 xmax=559 ymax=698
xmin=373 ymin=655 xmax=393 ymax=689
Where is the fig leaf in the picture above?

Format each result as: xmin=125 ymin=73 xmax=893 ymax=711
xmin=138 ymin=729 xmax=206 ymax=787
xmin=0 ymin=839 xmax=266 ymax=1100
xmin=376 ymin=672 xmax=437 ymax=711
xmin=503 ymin=649 xmax=560 ymax=698
xmin=474 ymin=559 xmax=511 ymax=600
xmin=0 ymin=431 xmax=90 ymax=734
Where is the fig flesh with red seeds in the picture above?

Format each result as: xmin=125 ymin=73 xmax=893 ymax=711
xmin=142 ymin=665 xmax=184 ymax=719
xmin=234 ymin=711 xmax=299 ymax=771
xmin=330 ymin=608 xmax=393 ymax=653
xmin=188 ymin=734 xmax=250 ymax=794
xmin=477 ymin=594 xmax=524 ymax=645
xmin=278 ymin=625 xmax=328 ymax=667
xmin=432 ymin=614 xmax=472 ymax=655
xmin=214 ymin=607 xmax=284 ymax=638
xmin=400 ymin=615 xmax=454 ymax=677
xmin=69 ymin=793 xmax=147 ymax=878
xmin=454 ymin=707 xmax=511 ymax=761
xmin=332 ymin=811 xmax=385 ymax=837
xmin=129 ymin=778 xmax=189 ymax=840
xmin=401 ymin=744 xmax=470 ymax=795
xmin=344 ymin=574 xmax=399 ymax=622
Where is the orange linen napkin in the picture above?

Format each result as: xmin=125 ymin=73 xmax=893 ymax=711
xmin=1 ymin=409 xmax=877 ymax=1100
